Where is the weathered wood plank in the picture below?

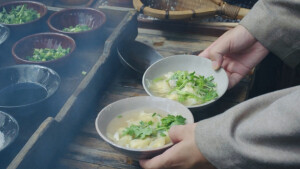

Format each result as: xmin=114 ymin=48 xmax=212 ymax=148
xmin=8 ymin=117 xmax=58 ymax=169
xmin=61 ymin=144 xmax=140 ymax=169
xmin=56 ymin=158 xmax=116 ymax=169
xmin=136 ymin=28 xmax=218 ymax=57
xmin=97 ymin=5 xmax=136 ymax=28
xmin=74 ymin=132 xmax=114 ymax=151
xmin=138 ymin=28 xmax=219 ymax=42
xmin=138 ymin=18 xmax=235 ymax=37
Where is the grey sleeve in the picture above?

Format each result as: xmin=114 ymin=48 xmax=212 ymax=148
xmin=240 ymin=0 xmax=300 ymax=68
xmin=195 ymin=85 xmax=300 ymax=169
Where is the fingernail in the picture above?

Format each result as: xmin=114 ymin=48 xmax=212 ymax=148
xmin=212 ymin=61 xmax=219 ymax=70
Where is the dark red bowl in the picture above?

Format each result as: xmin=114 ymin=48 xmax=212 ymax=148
xmin=12 ymin=32 xmax=76 ymax=69
xmin=47 ymin=8 xmax=106 ymax=45
xmin=0 ymin=1 xmax=47 ymax=38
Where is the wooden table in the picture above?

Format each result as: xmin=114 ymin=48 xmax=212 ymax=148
xmin=52 ymin=24 xmax=254 ymax=169
xmin=0 ymin=1 xmax=260 ymax=168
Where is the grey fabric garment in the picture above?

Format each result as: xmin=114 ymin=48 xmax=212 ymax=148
xmin=196 ymin=85 xmax=300 ymax=169
xmin=195 ymin=0 xmax=300 ymax=168
xmin=240 ymin=0 xmax=300 ymax=68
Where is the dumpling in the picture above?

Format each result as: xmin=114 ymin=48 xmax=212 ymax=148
xmin=166 ymin=93 xmax=179 ymax=101
xmin=149 ymin=137 xmax=166 ymax=148
xmin=184 ymin=98 xmax=198 ymax=106
xmin=181 ymin=83 xmax=194 ymax=93
xmin=129 ymin=138 xmax=151 ymax=149
xmin=164 ymin=72 xmax=174 ymax=79
xmin=117 ymin=135 xmax=132 ymax=147
xmin=139 ymin=112 xmax=154 ymax=122
xmin=150 ymin=80 xmax=171 ymax=94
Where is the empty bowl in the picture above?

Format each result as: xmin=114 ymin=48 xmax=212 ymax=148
xmin=12 ymin=32 xmax=76 ymax=69
xmin=95 ymin=96 xmax=194 ymax=159
xmin=0 ymin=1 xmax=47 ymax=38
xmin=0 ymin=24 xmax=10 ymax=45
xmin=0 ymin=111 xmax=19 ymax=152
xmin=47 ymin=8 xmax=106 ymax=44
xmin=0 ymin=65 xmax=60 ymax=116
xmin=117 ymin=40 xmax=163 ymax=75
xmin=143 ymin=55 xmax=229 ymax=110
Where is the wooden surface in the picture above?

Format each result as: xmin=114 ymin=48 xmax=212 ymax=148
xmin=0 ymin=1 xmax=257 ymax=169
xmin=0 ymin=7 xmax=107 ymax=169
xmin=52 ymin=24 xmax=254 ymax=169
xmin=6 ymin=10 xmax=137 ymax=169
xmin=0 ymin=4 xmax=137 ymax=168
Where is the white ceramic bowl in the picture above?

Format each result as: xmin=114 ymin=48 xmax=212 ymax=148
xmin=142 ymin=55 xmax=229 ymax=110
xmin=95 ymin=96 xmax=194 ymax=159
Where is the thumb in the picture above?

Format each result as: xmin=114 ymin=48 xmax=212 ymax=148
xmin=199 ymin=33 xmax=232 ymax=70
xmin=168 ymin=125 xmax=185 ymax=144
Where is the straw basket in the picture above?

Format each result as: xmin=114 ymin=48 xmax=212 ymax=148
xmin=133 ymin=0 xmax=250 ymax=20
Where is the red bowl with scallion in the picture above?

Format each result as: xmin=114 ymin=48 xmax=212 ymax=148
xmin=47 ymin=8 xmax=106 ymax=44
xmin=12 ymin=32 xmax=76 ymax=70
xmin=0 ymin=1 xmax=47 ymax=38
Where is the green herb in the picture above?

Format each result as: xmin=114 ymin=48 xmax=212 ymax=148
xmin=122 ymin=121 xmax=155 ymax=139
xmin=152 ymin=112 xmax=156 ymax=117
xmin=0 ymin=5 xmax=40 ymax=24
xmin=117 ymin=115 xmax=122 ymax=118
xmin=160 ymin=132 xmax=166 ymax=137
xmin=82 ymin=71 xmax=87 ymax=75
xmin=26 ymin=45 xmax=70 ymax=62
xmin=122 ymin=114 xmax=186 ymax=139
xmin=62 ymin=24 xmax=91 ymax=33
xmin=155 ymin=71 xmax=218 ymax=104
xmin=153 ymin=76 xmax=164 ymax=83
xmin=157 ymin=114 xmax=186 ymax=131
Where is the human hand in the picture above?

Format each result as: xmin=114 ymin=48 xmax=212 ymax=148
xmin=139 ymin=123 xmax=216 ymax=169
xmin=199 ymin=25 xmax=269 ymax=89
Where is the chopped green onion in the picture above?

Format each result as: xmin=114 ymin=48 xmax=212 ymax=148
xmin=0 ymin=4 xmax=40 ymax=24
xmin=63 ymin=24 xmax=91 ymax=33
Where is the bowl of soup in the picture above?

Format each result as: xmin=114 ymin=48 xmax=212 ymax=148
xmin=143 ymin=55 xmax=229 ymax=110
xmin=95 ymin=96 xmax=194 ymax=159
